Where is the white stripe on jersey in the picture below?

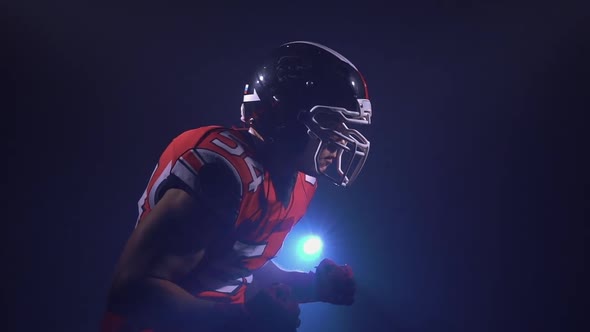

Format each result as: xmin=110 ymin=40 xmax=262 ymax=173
xmin=233 ymin=240 xmax=267 ymax=258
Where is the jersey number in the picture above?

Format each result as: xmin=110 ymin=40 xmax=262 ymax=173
xmin=212 ymin=131 xmax=264 ymax=192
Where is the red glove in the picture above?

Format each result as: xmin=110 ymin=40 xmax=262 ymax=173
xmin=239 ymin=283 xmax=301 ymax=332
xmin=314 ymin=258 xmax=356 ymax=305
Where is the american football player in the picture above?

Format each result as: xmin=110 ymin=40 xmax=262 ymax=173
xmin=101 ymin=40 xmax=372 ymax=332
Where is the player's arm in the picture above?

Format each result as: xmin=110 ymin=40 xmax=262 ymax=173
xmin=251 ymin=260 xmax=317 ymax=303
xmin=251 ymin=259 xmax=356 ymax=305
xmin=105 ymin=164 xmax=243 ymax=331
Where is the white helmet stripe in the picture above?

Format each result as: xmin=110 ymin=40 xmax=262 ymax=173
xmin=243 ymin=87 xmax=260 ymax=102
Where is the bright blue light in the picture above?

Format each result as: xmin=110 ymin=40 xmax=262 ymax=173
xmin=299 ymin=235 xmax=323 ymax=259
xmin=303 ymin=236 xmax=323 ymax=254
xmin=273 ymin=218 xmax=328 ymax=271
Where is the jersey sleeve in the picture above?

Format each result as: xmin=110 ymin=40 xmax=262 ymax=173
xmin=138 ymin=126 xmax=260 ymax=228
xmin=138 ymin=127 xmax=244 ymax=226
xmin=166 ymin=147 xmax=242 ymax=220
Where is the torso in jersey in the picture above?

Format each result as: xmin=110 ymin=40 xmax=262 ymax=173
xmin=136 ymin=125 xmax=318 ymax=304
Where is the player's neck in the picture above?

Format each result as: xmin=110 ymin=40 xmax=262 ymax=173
xmin=244 ymin=129 xmax=300 ymax=183
xmin=246 ymin=131 xmax=298 ymax=206
xmin=265 ymin=153 xmax=298 ymax=206
xmin=265 ymin=150 xmax=298 ymax=178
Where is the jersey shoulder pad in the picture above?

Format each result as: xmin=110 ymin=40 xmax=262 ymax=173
xmin=190 ymin=127 xmax=263 ymax=194
xmin=170 ymin=125 xmax=225 ymax=150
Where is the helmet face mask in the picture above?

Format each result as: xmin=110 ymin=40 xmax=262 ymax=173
xmin=300 ymin=103 xmax=371 ymax=187
xmin=241 ymin=41 xmax=373 ymax=187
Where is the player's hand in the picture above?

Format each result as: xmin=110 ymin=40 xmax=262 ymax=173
xmin=315 ymin=258 xmax=356 ymax=305
xmin=244 ymin=283 xmax=301 ymax=332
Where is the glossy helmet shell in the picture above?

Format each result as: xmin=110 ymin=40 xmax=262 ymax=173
xmin=241 ymin=41 xmax=372 ymax=186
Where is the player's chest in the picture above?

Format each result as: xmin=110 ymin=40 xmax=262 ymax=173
xmin=229 ymin=176 xmax=310 ymax=268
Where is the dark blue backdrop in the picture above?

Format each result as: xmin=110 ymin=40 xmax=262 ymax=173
xmin=5 ymin=1 xmax=587 ymax=331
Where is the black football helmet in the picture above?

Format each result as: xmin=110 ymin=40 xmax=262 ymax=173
xmin=240 ymin=41 xmax=372 ymax=187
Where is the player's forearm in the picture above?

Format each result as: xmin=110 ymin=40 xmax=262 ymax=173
xmin=108 ymin=277 xmax=244 ymax=331
xmin=280 ymin=270 xmax=319 ymax=303
xmin=253 ymin=261 xmax=318 ymax=303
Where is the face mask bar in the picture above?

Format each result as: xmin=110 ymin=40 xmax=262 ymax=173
xmin=301 ymin=105 xmax=371 ymax=187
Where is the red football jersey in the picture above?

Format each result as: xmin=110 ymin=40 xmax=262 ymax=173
xmin=136 ymin=125 xmax=318 ymax=304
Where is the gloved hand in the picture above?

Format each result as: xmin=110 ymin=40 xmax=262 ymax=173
xmin=243 ymin=283 xmax=301 ymax=332
xmin=314 ymin=258 xmax=356 ymax=305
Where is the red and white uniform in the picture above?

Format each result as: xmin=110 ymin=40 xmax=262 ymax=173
xmin=136 ymin=125 xmax=317 ymax=304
